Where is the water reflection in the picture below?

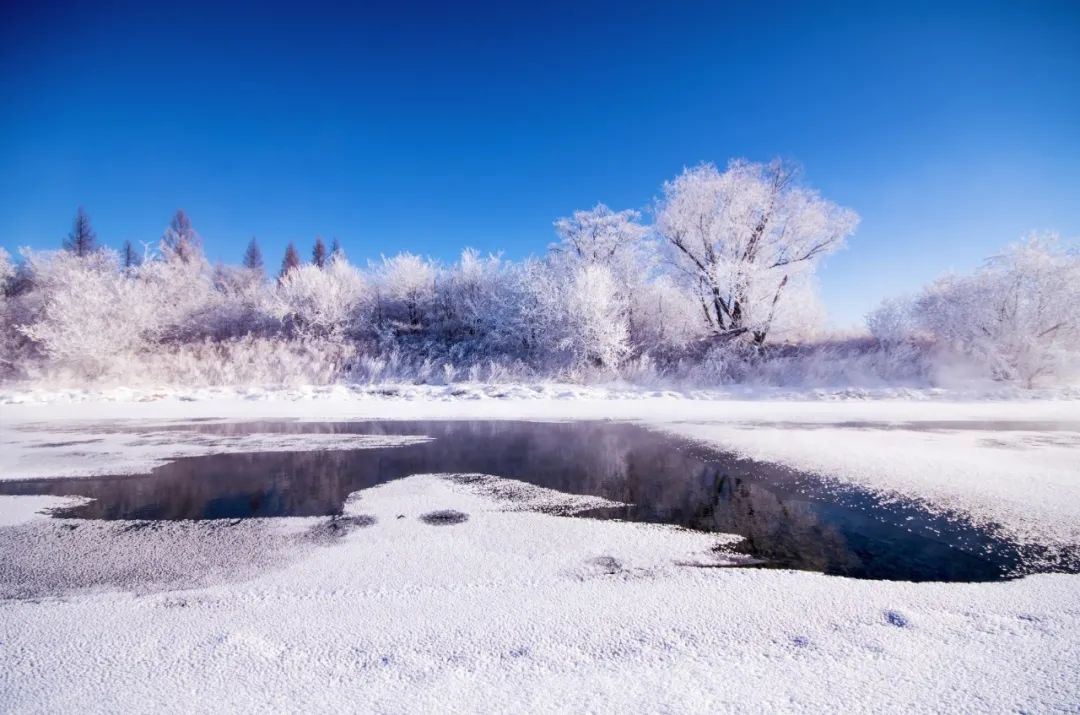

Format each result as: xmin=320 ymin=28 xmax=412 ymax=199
xmin=0 ymin=420 xmax=1045 ymax=582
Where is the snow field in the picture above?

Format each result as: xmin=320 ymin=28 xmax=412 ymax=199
xmin=2 ymin=474 xmax=1077 ymax=713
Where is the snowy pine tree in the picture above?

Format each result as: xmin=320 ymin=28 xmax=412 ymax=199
xmin=312 ymin=237 xmax=327 ymax=268
xmin=280 ymin=243 xmax=302 ymax=278
xmin=62 ymin=207 xmax=98 ymax=257
xmin=122 ymin=240 xmax=141 ymax=270
xmin=161 ymin=209 xmax=201 ymax=263
xmin=243 ymin=237 xmax=264 ymax=272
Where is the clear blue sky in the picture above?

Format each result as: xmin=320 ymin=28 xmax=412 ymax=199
xmin=2 ymin=0 xmax=1078 ymax=326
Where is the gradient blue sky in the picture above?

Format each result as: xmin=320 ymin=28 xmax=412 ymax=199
xmin=2 ymin=0 xmax=1078 ymax=325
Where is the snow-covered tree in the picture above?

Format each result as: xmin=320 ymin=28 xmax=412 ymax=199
xmin=436 ymin=249 xmax=528 ymax=362
xmin=550 ymin=204 xmax=662 ymax=357
xmin=312 ymin=237 xmax=328 ymax=268
xmin=558 ymin=264 xmax=631 ymax=369
xmin=551 ymin=204 xmax=649 ymax=273
xmin=63 ymin=207 xmax=98 ymax=257
xmin=372 ymin=253 xmax=438 ymax=330
xmin=0 ymin=248 xmax=15 ymax=288
xmin=280 ymin=243 xmax=302 ymax=278
xmin=121 ymin=240 xmax=141 ymax=270
xmin=161 ymin=209 xmax=201 ymax=263
xmin=273 ymin=257 xmax=369 ymax=338
xmin=243 ymin=237 xmax=264 ymax=272
xmin=656 ymin=160 xmax=858 ymax=346
xmin=867 ymin=296 xmax=919 ymax=345
xmin=16 ymin=250 xmax=147 ymax=377
xmin=913 ymin=233 xmax=1080 ymax=386
xmin=628 ymin=275 xmax=706 ymax=356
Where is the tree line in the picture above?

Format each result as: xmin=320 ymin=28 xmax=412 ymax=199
xmin=1 ymin=159 xmax=1076 ymax=388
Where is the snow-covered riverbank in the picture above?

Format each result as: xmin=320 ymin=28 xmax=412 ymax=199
xmin=1 ymin=389 xmax=1078 ymax=713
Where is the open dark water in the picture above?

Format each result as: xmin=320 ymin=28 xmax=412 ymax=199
xmin=0 ymin=420 xmax=1060 ymax=583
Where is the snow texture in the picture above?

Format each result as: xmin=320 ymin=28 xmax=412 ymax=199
xmin=1 ymin=473 xmax=1077 ymax=713
xmin=0 ymin=427 xmax=432 ymax=480
xmin=1 ymin=393 xmax=1079 ymax=712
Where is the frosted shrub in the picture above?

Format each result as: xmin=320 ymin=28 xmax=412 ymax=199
xmin=204 ymin=264 xmax=275 ymax=339
xmin=273 ymin=259 xmax=369 ymax=338
xmin=16 ymin=250 xmax=147 ymax=379
xmin=136 ymin=335 xmax=355 ymax=387
xmin=438 ymin=249 xmax=529 ymax=362
xmin=561 ymin=265 xmax=631 ymax=370
xmin=372 ymin=253 xmax=437 ymax=331
xmin=629 ymin=277 xmax=705 ymax=357
xmin=913 ymin=234 xmax=1080 ymax=386
xmin=867 ymin=296 xmax=919 ymax=344
xmin=0 ymin=248 xmax=14 ymax=286
xmin=0 ymin=248 xmax=35 ymax=379
xmin=130 ymin=254 xmax=219 ymax=342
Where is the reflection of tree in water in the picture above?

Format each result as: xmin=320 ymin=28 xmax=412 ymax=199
xmin=0 ymin=420 xmax=1024 ymax=581
xmin=692 ymin=470 xmax=859 ymax=574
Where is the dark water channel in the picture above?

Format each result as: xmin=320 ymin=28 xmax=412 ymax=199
xmin=0 ymin=420 xmax=1056 ymax=582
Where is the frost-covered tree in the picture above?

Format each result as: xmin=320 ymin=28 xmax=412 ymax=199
xmin=437 ymin=249 xmax=527 ymax=362
xmin=280 ymin=243 xmax=302 ymax=278
xmin=628 ymin=275 xmax=706 ymax=356
xmin=551 ymin=204 xmax=649 ymax=272
xmin=273 ymin=258 xmax=368 ymax=337
xmin=559 ymin=264 xmax=631 ymax=369
xmin=161 ymin=209 xmax=201 ymax=263
xmin=312 ymin=237 xmax=328 ymax=268
xmin=63 ymin=207 xmax=98 ymax=257
xmin=330 ymin=237 xmax=343 ymax=260
xmin=0 ymin=248 xmax=14 ymax=289
xmin=206 ymin=263 xmax=272 ymax=339
xmin=243 ymin=237 xmax=264 ymax=272
xmin=867 ymin=296 xmax=918 ymax=345
xmin=122 ymin=240 xmax=141 ymax=270
xmin=913 ymin=233 xmax=1080 ymax=386
xmin=129 ymin=251 xmax=217 ymax=344
xmin=0 ymin=248 xmax=22 ymax=376
xmin=518 ymin=260 xmax=630 ymax=371
xmin=656 ymin=160 xmax=858 ymax=346
xmin=372 ymin=253 xmax=437 ymax=330
xmin=550 ymin=204 xmax=660 ymax=357
xmin=16 ymin=250 xmax=148 ymax=377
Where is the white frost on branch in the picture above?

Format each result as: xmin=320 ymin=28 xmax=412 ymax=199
xmin=656 ymin=160 xmax=858 ymax=345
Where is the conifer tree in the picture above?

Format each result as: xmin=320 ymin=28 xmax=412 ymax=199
xmin=243 ymin=237 xmax=264 ymax=272
xmin=63 ymin=207 xmax=98 ymax=257
xmin=122 ymin=240 xmax=141 ymax=269
xmin=162 ymin=209 xmax=201 ymax=263
xmin=312 ymin=236 xmax=327 ymax=268
xmin=280 ymin=242 xmax=301 ymax=277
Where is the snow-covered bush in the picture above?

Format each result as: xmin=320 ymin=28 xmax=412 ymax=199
xmin=437 ymin=249 xmax=528 ymax=362
xmin=913 ymin=234 xmax=1080 ymax=386
xmin=15 ymin=249 xmax=146 ymax=379
xmin=629 ymin=276 xmax=706 ymax=358
xmin=0 ymin=248 xmax=34 ymax=379
xmin=557 ymin=264 xmax=631 ymax=371
xmin=273 ymin=258 xmax=369 ymax=338
xmin=134 ymin=334 xmax=355 ymax=387
xmin=867 ymin=296 xmax=919 ymax=345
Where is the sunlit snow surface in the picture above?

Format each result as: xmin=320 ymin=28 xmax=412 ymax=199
xmin=1 ymin=387 xmax=1079 ymax=712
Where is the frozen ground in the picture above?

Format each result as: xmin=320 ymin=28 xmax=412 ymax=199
xmin=1 ymin=385 xmax=1079 ymax=712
